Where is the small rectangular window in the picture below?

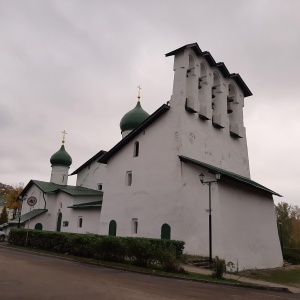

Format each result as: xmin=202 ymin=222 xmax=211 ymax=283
xmin=98 ymin=183 xmax=103 ymax=191
xmin=78 ymin=217 xmax=83 ymax=228
xmin=126 ymin=171 xmax=132 ymax=186
xmin=132 ymin=218 xmax=138 ymax=235
xmin=133 ymin=141 xmax=139 ymax=157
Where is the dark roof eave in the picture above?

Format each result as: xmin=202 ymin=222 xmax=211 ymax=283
xmin=179 ymin=155 xmax=282 ymax=197
xmin=165 ymin=43 xmax=203 ymax=57
xmin=98 ymin=104 xmax=170 ymax=164
xmin=165 ymin=43 xmax=252 ymax=97
xmin=67 ymin=205 xmax=102 ymax=209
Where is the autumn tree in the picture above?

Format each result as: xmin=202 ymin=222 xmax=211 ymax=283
xmin=275 ymin=202 xmax=300 ymax=248
xmin=3 ymin=183 xmax=24 ymax=219
xmin=0 ymin=206 xmax=8 ymax=224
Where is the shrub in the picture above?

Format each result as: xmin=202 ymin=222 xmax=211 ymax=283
xmin=283 ymin=248 xmax=300 ymax=265
xmin=8 ymin=229 xmax=185 ymax=271
xmin=212 ymin=256 xmax=226 ymax=279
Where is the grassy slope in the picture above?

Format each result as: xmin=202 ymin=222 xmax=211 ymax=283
xmin=242 ymin=268 xmax=300 ymax=287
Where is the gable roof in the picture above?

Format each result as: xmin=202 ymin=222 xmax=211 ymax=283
xmin=179 ymin=155 xmax=281 ymax=197
xmin=98 ymin=103 xmax=170 ymax=164
xmin=165 ymin=43 xmax=252 ymax=98
xmin=70 ymin=150 xmax=107 ymax=175
xmin=21 ymin=180 xmax=103 ymax=198
xmin=9 ymin=209 xmax=48 ymax=224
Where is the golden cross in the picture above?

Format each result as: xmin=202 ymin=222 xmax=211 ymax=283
xmin=62 ymin=130 xmax=67 ymax=144
xmin=137 ymin=85 xmax=142 ymax=101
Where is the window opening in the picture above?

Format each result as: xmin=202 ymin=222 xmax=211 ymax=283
xmin=126 ymin=171 xmax=132 ymax=186
xmin=132 ymin=218 xmax=138 ymax=234
xmin=227 ymin=84 xmax=235 ymax=114
xmin=34 ymin=223 xmax=43 ymax=230
xmin=98 ymin=183 xmax=103 ymax=191
xmin=186 ymin=54 xmax=195 ymax=77
xmin=133 ymin=141 xmax=139 ymax=157
xmin=109 ymin=220 xmax=117 ymax=236
xmin=78 ymin=217 xmax=83 ymax=228
xmin=56 ymin=212 xmax=62 ymax=232
xmin=161 ymin=223 xmax=171 ymax=240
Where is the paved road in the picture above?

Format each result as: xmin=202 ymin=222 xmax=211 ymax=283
xmin=0 ymin=247 xmax=299 ymax=300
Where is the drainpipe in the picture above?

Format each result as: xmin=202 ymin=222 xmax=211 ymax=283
xmin=42 ymin=192 xmax=47 ymax=209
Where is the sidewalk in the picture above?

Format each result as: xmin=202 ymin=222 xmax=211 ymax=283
xmin=182 ymin=264 xmax=300 ymax=294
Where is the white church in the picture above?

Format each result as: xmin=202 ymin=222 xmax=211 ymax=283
xmin=12 ymin=43 xmax=283 ymax=270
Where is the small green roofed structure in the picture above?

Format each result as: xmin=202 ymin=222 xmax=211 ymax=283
xmin=120 ymin=86 xmax=150 ymax=134
xmin=50 ymin=145 xmax=72 ymax=167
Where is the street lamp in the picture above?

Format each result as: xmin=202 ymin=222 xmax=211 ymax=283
xmin=199 ymin=172 xmax=221 ymax=264
xmin=278 ymin=221 xmax=283 ymax=254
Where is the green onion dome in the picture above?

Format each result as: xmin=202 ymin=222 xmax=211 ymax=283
xmin=50 ymin=145 xmax=72 ymax=167
xmin=120 ymin=101 xmax=150 ymax=133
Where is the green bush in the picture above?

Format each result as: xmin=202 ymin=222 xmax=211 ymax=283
xmin=8 ymin=229 xmax=185 ymax=271
xmin=283 ymin=248 xmax=300 ymax=265
xmin=212 ymin=256 xmax=226 ymax=279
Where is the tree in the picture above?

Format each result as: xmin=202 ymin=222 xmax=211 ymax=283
xmin=0 ymin=206 xmax=8 ymax=224
xmin=275 ymin=202 xmax=293 ymax=247
xmin=3 ymin=183 xmax=24 ymax=219
xmin=275 ymin=202 xmax=300 ymax=248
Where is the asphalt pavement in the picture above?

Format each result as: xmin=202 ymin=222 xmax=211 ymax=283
xmin=1 ymin=245 xmax=300 ymax=300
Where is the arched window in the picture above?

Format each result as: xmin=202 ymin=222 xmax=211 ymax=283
xmin=78 ymin=217 xmax=83 ymax=228
xmin=161 ymin=223 xmax=171 ymax=240
xmin=133 ymin=141 xmax=139 ymax=157
xmin=126 ymin=171 xmax=132 ymax=186
xmin=109 ymin=220 xmax=117 ymax=236
xmin=34 ymin=223 xmax=43 ymax=230
xmin=132 ymin=219 xmax=138 ymax=234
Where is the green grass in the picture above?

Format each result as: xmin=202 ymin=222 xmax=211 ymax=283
xmin=241 ymin=268 xmax=300 ymax=287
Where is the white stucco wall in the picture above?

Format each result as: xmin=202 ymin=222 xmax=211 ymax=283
xmin=170 ymin=48 xmax=250 ymax=178
xmin=218 ymin=180 xmax=283 ymax=270
xmin=50 ymin=165 xmax=70 ymax=185
xmin=99 ymin=110 xmax=182 ymax=238
xmin=76 ymin=159 xmax=107 ymax=191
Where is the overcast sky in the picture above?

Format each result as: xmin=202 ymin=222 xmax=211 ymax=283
xmin=0 ymin=0 xmax=299 ymax=206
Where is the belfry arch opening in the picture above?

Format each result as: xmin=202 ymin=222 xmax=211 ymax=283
xmin=227 ymin=83 xmax=236 ymax=114
xmin=212 ymin=73 xmax=220 ymax=109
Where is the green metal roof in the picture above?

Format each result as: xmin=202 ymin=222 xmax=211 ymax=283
xmin=120 ymin=101 xmax=150 ymax=133
xmin=67 ymin=200 xmax=102 ymax=209
xmin=21 ymin=180 xmax=103 ymax=198
xmin=10 ymin=209 xmax=48 ymax=224
xmin=50 ymin=144 xmax=72 ymax=167
xmin=179 ymin=155 xmax=281 ymax=197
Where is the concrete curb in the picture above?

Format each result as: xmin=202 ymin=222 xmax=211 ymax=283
xmin=0 ymin=244 xmax=292 ymax=294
